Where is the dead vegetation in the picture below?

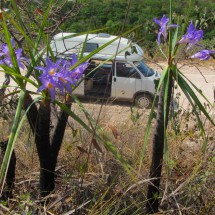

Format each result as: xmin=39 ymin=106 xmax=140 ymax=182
xmin=0 ymin=99 xmax=214 ymax=214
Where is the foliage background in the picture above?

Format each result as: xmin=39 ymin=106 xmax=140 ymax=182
xmin=1 ymin=0 xmax=215 ymax=57
xmin=56 ymin=0 xmax=215 ymax=57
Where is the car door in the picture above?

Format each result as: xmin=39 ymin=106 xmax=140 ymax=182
xmin=111 ymin=61 xmax=142 ymax=99
xmin=73 ymin=75 xmax=85 ymax=96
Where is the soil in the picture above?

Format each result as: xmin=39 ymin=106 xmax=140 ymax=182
xmin=148 ymin=60 xmax=215 ymax=108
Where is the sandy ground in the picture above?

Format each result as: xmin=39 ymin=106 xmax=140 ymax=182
xmin=149 ymin=60 xmax=215 ymax=108
xmin=1 ymin=61 xmax=215 ymax=109
xmin=179 ymin=65 xmax=214 ymax=108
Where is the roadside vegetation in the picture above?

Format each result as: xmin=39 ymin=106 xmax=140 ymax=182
xmin=0 ymin=0 xmax=214 ymax=214
xmin=0 ymin=102 xmax=214 ymax=214
xmin=60 ymin=0 xmax=215 ymax=58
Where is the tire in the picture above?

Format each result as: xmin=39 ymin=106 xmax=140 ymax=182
xmin=135 ymin=94 xmax=153 ymax=109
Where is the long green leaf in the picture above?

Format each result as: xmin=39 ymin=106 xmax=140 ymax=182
xmin=56 ymin=28 xmax=111 ymax=40
xmin=3 ymin=12 xmax=34 ymax=47
xmin=0 ymin=66 xmax=38 ymax=88
xmin=10 ymin=0 xmax=27 ymax=34
xmin=178 ymin=81 xmax=207 ymax=150
xmin=55 ymin=99 xmax=130 ymax=170
xmin=73 ymin=44 xmax=137 ymax=91
xmin=173 ymin=70 xmax=214 ymax=126
xmin=74 ymin=97 xmax=130 ymax=167
xmin=0 ymin=66 xmax=20 ymax=84
xmin=3 ymin=3 xmax=36 ymax=84
xmin=2 ymin=17 xmax=21 ymax=81
xmin=69 ymin=25 xmax=143 ymax=70
xmin=178 ymin=69 xmax=213 ymax=107
xmin=168 ymin=0 xmax=173 ymax=56
xmin=0 ymin=90 xmax=26 ymax=187
xmin=24 ymin=0 xmax=54 ymax=87
xmin=79 ymin=33 xmax=89 ymax=59
xmin=32 ymin=0 xmax=54 ymax=57
xmin=171 ymin=18 xmax=179 ymax=56
xmin=172 ymin=72 xmax=209 ymax=152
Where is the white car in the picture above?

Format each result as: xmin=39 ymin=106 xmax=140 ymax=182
xmin=74 ymin=58 xmax=159 ymax=109
xmin=49 ymin=32 xmax=160 ymax=108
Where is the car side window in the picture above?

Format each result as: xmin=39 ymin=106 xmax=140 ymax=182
xmin=116 ymin=62 xmax=141 ymax=79
xmin=84 ymin=43 xmax=98 ymax=52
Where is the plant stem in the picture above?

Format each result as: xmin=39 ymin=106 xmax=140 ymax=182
xmin=50 ymin=96 xmax=72 ymax=178
xmin=35 ymin=99 xmax=53 ymax=196
xmin=146 ymin=74 xmax=173 ymax=214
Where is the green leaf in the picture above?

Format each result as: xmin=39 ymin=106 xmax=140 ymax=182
xmin=10 ymin=0 xmax=28 ymax=35
xmin=168 ymin=0 xmax=173 ymax=55
xmin=74 ymin=97 xmax=132 ymax=173
xmin=0 ymin=65 xmax=38 ymax=88
xmin=172 ymin=71 xmax=212 ymax=152
xmin=178 ymin=70 xmax=213 ymax=107
xmin=32 ymin=0 xmax=54 ymax=57
xmin=25 ymin=0 xmax=54 ymax=84
xmin=171 ymin=19 xmax=179 ymax=56
xmin=0 ymin=90 xmax=26 ymax=186
xmin=55 ymin=99 xmax=131 ymax=172
xmin=3 ymin=12 xmax=34 ymax=48
xmin=55 ymin=28 xmax=110 ymax=40
xmin=2 ymin=17 xmax=21 ymax=79
xmin=69 ymin=25 xmax=143 ymax=70
xmin=173 ymin=70 xmax=214 ymax=126
xmin=79 ymin=33 xmax=89 ymax=59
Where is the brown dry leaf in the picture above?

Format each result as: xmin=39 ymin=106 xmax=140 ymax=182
xmin=92 ymin=138 xmax=103 ymax=153
xmin=108 ymin=125 xmax=119 ymax=139
xmin=36 ymin=8 xmax=43 ymax=15
xmin=77 ymin=146 xmax=88 ymax=154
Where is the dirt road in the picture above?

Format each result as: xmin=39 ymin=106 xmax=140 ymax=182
xmin=1 ymin=61 xmax=215 ymax=109
xmin=148 ymin=60 xmax=215 ymax=108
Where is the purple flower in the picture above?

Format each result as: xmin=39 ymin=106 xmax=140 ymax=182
xmin=35 ymin=58 xmax=60 ymax=100
xmin=0 ymin=38 xmax=29 ymax=69
xmin=190 ymin=50 xmax=215 ymax=61
xmin=35 ymin=54 xmax=89 ymax=101
xmin=56 ymin=70 xmax=75 ymax=94
xmin=38 ymin=77 xmax=56 ymax=100
xmin=154 ymin=15 xmax=177 ymax=45
xmin=178 ymin=21 xmax=203 ymax=50
xmin=57 ymin=54 xmax=88 ymax=81
xmin=35 ymin=58 xmax=61 ymax=78
xmin=69 ymin=54 xmax=88 ymax=80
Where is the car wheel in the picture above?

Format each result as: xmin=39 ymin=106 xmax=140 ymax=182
xmin=135 ymin=94 xmax=153 ymax=109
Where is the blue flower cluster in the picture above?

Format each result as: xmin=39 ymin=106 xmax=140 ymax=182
xmin=0 ymin=39 xmax=89 ymax=101
xmin=154 ymin=15 xmax=215 ymax=60
xmin=35 ymin=55 xmax=89 ymax=100
xmin=0 ymin=39 xmax=29 ymax=69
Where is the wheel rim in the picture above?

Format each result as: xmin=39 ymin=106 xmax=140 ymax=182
xmin=137 ymin=96 xmax=150 ymax=108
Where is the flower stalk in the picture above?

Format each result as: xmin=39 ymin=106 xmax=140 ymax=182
xmin=146 ymin=9 xmax=215 ymax=213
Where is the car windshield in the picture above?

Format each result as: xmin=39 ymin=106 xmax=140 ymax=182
xmin=134 ymin=61 xmax=155 ymax=77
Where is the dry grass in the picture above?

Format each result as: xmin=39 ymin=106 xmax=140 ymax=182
xmin=0 ymin=99 xmax=214 ymax=214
